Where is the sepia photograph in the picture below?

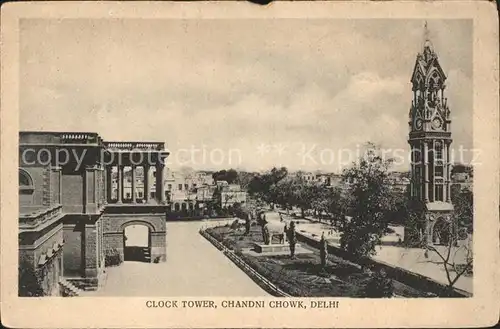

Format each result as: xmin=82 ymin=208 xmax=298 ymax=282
xmin=1 ymin=1 xmax=499 ymax=328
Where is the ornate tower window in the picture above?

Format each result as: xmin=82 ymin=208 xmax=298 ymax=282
xmin=435 ymin=141 xmax=444 ymax=177
xmin=435 ymin=178 xmax=444 ymax=202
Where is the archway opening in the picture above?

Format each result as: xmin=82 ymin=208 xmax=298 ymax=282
xmin=432 ymin=217 xmax=451 ymax=246
xmin=123 ymin=224 xmax=151 ymax=262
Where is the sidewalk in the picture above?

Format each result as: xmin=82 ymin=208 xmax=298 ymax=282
xmin=283 ymin=217 xmax=472 ymax=294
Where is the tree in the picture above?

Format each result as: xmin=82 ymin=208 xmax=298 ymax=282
xmin=247 ymin=167 xmax=288 ymax=204
xmin=287 ymin=221 xmax=297 ymax=259
xmin=286 ymin=177 xmax=317 ymax=218
xmin=212 ymin=169 xmax=238 ymax=184
xmin=386 ymin=190 xmax=410 ymax=226
xmin=451 ymin=186 xmax=473 ymax=233
xmin=338 ymin=143 xmax=395 ymax=261
xmin=235 ymin=171 xmax=256 ymax=190
xmin=425 ymin=231 xmax=473 ymax=295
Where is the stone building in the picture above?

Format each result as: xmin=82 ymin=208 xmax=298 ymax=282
xmin=219 ymin=183 xmax=247 ymax=209
xmin=165 ymin=169 xmax=214 ymax=216
xmin=18 ymin=131 xmax=169 ymax=296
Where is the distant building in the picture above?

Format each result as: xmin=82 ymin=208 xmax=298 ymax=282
xmin=164 ymin=169 xmax=213 ymax=215
xmin=220 ymin=184 xmax=247 ymax=208
xmin=451 ymin=172 xmax=473 ymax=190
xmin=387 ymin=171 xmax=411 ymax=194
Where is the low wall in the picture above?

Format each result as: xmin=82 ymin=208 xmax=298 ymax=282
xmin=296 ymin=232 xmax=471 ymax=298
xmin=166 ymin=214 xmax=230 ymax=221
xmin=200 ymin=229 xmax=290 ymax=297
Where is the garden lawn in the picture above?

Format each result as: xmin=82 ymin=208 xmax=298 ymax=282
xmin=206 ymin=223 xmax=429 ymax=298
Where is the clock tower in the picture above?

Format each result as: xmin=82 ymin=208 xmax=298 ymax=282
xmin=408 ymin=23 xmax=454 ymax=246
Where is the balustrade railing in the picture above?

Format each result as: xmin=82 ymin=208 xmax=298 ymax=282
xmin=104 ymin=141 xmax=165 ymax=151
xmin=60 ymin=132 xmax=101 ymax=144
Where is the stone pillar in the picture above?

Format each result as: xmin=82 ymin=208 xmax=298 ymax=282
xmin=94 ymin=166 xmax=98 ymax=206
xmin=105 ymin=167 xmax=112 ymax=203
xmin=131 ymin=165 xmax=137 ymax=203
xmin=51 ymin=166 xmax=62 ymax=205
xmin=84 ymin=166 xmax=95 ymax=213
xmin=84 ymin=223 xmax=98 ymax=279
xmin=144 ymin=164 xmax=150 ymax=203
xmin=156 ymin=163 xmax=165 ymax=204
xmin=446 ymin=141 xmax=452 ymax=202
xmin=423 ymin=141 xmax=429 ymax=202
xmin=117 ymin=165 xmax=123 ymax=204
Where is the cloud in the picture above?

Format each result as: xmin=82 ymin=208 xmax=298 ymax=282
xmin=19 ymin=19 xmax=472 ymax=172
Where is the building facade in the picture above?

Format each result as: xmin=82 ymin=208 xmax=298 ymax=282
xmin=407 ymin=28 xmax=455 ymax=245
xmin=19 ymin=131 xmax=169 ymax=296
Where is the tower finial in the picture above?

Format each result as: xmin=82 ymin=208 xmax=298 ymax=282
xmin=422 ymin=20 xmax=434 ymax=58
xmin=424 ymin=20 xmax=429 ymax=42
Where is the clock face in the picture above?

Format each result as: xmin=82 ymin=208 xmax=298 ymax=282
xmin=432 ymin=117 xmax=442 ymax=129
xmin=414 ymin=118 xmax=423 ymax=131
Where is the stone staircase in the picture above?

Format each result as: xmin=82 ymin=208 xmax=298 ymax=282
xmin=66 ymin=277 xmax=98 ymax=291
xmin=143 ymin=247 xmax=151 ymax=262
xmin=59 ymin=278 xmax=81 ymax=297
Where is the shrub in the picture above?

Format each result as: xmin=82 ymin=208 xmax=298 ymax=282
xmin=105 ymin=248 xmax=122 ymax=267
xmin=364 ymin=269 xmax=394 ymax=298
xmin=19 ymin=265 xmax=45 ymax=297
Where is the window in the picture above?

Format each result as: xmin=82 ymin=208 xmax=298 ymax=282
xmin=19 ymin=169 xmax=34 ymax=191
xmin=178 ymin=184 xmax=183 ymax=190
xmin=138 ymin=191 xmax=143 ymax=198
xmin=185 ymin=184 xmax=189 ymax=190
xmin=415 ymin=167 xmax=421 ymax=181
xmin=435 ymin=166 xmax=444 ymax=178
xmin=413 ymin=147 xmax=421 ymax=165
xmin=126 ymin=193 xmax=131 ymax=198
xmin=150 ymin=192 xmax=155 ymax=198
xmin=167 ymin=184 xmax=172 ymax=190
xmin=193 ymin=183 xmax=197 ymax=188
xmin=435 ymin=142 xmax=443 ymax=161
xmin=19 ymin=169 xmax=35 ymax=205
xmin=435 ymin=184 xmax=444 ymax=202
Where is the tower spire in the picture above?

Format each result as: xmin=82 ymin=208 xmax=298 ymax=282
xmin=422 ymin=21 xmax=434 ymax=61
xmin=424 ymin=21 xmax=430 ymax=43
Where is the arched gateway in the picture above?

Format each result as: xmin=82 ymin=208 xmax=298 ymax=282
xmin=101 ymin=141 xmax=169 ymax=264
xmin=432 ymin=217 xmax=452 ymax=246
xmin=122 ymin=221 xmax=153 ymax=262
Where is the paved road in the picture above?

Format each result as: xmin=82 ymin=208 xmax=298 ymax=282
xmin=90 ymin=220 xmax=268 ymax=296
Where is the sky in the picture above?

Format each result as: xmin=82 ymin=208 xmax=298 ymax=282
xmin=20 ymin=19 xmax=472 ymax=173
